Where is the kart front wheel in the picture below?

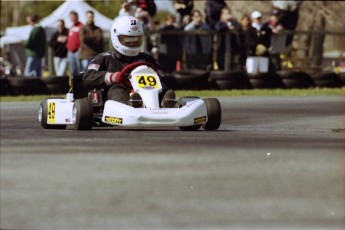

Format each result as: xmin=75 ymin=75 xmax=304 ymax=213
xmin=202 ymin=98 xmax=221 ymax=130
xmin=73 ymin=98 xmax=93 ymax=130
xmin=38 ymin=98 xmax=66 ymax=129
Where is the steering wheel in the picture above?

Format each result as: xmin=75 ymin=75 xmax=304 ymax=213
xmin=117 ymin=61 xmax=159 ymax=82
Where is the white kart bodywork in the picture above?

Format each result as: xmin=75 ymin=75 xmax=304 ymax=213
xmin=102 ymin=99 xmax=207 ymax=127
xmin=41 ymin=65 xmax=211 ymax=129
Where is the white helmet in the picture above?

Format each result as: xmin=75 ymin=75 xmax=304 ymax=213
xmin=111 ymin=16 xmax=144 ymax=57
xmin=251 ymin=11 xmax=262 ymax=19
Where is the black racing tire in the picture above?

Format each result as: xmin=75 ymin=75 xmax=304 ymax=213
xmin=276 ymin=70 xmax=313 ymax=89
xmin=41 ymin=76 xmax=69 ymax=84
xmin=210 ymin=71 xmax=248 ymax=89
xmin=172 ymin=69 xmax=210 ymax=90
xmin=202 ymin=98 xmax=221 ymax=130
xmin=179 ymin=125 xmax=202 ymax=131
xmin=38 ymin=98 xmax=67 ymax=129
xmin=73 ymin=98 xmax=93 ymax=130
xmin=8 ymin=76 xmax=49 ymax=95
xmin=42 ymin=76 xmax=70 ymax=94
xmin=248 ymin=72 xmax=283 ymax=89
xmin=312 ymin=72 xmax=342 ymax=88
xmin=46 ymin=83 xmax=70 ymax=94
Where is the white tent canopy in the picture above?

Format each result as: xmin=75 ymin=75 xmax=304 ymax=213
xmin=0 ymin=0 xmax=177 ymax=48
xmin=1 ymin=0 xmax=114 ymax=47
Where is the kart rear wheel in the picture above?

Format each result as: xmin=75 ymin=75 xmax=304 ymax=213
xmin=202 ymin=98 xmax=221 ymax=130
xmin=73 ymin=98 xmax=93 ymax=130
xmin=38 ymin=98 xmax=66 ymax=129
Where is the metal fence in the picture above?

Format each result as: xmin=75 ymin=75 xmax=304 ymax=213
xmin=143 ymin=29 xmax=345 ymax=74
xmin=3 ymin=29 xmax=344 ymax=77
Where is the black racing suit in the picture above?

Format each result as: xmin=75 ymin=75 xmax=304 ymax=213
xmin=83 ymin=49 xmax=168 ymax=104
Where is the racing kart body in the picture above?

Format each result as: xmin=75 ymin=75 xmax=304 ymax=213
xmin=38 ymin=62 xmax=221 ymax=130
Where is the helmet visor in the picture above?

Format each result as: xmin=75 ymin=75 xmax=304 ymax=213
xmin=118 ymin=35 xmax=143 ymax=48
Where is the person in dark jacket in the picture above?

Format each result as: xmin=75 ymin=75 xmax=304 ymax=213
xmin=272 ymin=0 xmax=303 ymax=47
xmin=260 ymin=10 xmax=285 ymax=71
xmin=83 ymin=16 xmax=175 ymax=108
xmin=23 ymin=15 xmax=46 ymax=77
xmin=79 ymin=11 xmax=103 ymax=72
xmin=205 ymin=0 xmax=227 ymax=29
xmin=184 ymin=10 xmax=212 ymax=69
xmin=49 ymin=19 xmax=68 ymax=76
xmin=214 ymin=7 xmax=241 ymax=70
xmin=137 ymin=0 xmax=156 ymax=17
xmin=238 ymin=15 xmax=259 ymax=67
xmin=158 ymin=14 xmax=182 ymax=73
xmin=174 ymin=0 xmax=194 ymax=28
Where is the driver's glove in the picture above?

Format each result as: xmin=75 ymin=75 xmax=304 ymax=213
xmin=104 ymin=72 xmax=121 ymax=86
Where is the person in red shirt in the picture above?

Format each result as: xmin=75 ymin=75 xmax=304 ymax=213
xmin=66 ymin=11 xmax=83 ymax=77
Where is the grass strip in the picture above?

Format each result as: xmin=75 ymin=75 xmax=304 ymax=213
xmin=0 ymin=88 xmax=344 ymax=102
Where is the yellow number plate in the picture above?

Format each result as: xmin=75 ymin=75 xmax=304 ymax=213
xmin=136 ymin=75 xmax=158 ymax=88
xmin=48 ymin=102 xmax=56 ymax=124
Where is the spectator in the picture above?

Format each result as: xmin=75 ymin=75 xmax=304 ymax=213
xmin=23 ymin=15 xmax=46 ymax=77
xmin=135 ymin=7 xmax=153 ymax=31
xmin=251 ymin=10 xmax=263 ymax=31
xmin=239 ymin=15 xmax=259 ymax=67
xmin=79 ymin=11 xmax=103 ymax=72
xmin=272 ymin=0 xmax=303 ymax=47
xmin=173 ymin=0 xmax=194 ymax=29
xmin=148 ymin=20 xmax=160 ymax=60
xmin=118 ymin=0 xmax=138 ymax=17
xmin=66 ymin=11 xmax=83 ymax=77
xmin=205 ymin=0 xmax=227 ymax=29
xmin=49 ymin=19 xmax=68 ymax=76
xmin=137 ymin=0 xmax=156 ymax=18
xmin=159 ymin=15 xmax=182 ymax=73
xmin=261 ymin=10 xmax=286 ymax=71
xmin=214 ymin=7 xmax=241 ymax=70
xmin=184 ymin=10 xmax=212 ymax=69
xmin=134 ymin=6 xmax=157 ymax=59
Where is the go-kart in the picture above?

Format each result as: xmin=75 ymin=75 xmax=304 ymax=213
xmin=38 ymin=62 xmax=221 ymax=130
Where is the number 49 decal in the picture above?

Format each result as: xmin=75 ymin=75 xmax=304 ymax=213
xmin=48 ymin=102 xmax=56 ymax=124
xmin=136 ymin=76 xmax=158 ymax=88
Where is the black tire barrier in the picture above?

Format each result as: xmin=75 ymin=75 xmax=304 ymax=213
xmin=339 ymin=73 xmax=345 ymax=86
xmin=311 ymin=72 xmax=342 ymax=88
xmin=163 ymin=73 xmax=179 ymax=90
xmin=276 ymin=70 xmax=314 ymax=89
xmin=7 ymin=76 xmax=49 ymax=95
xmin=210 ymin=71 xmax=248 ymax=90
xmin=42 ymin=76 xmax=70 ymax=94
xmin=5 ymin=76 xmax=70 ymax=96
xmin=0 ymin=77 xmax=11 ymax=96
xmin=172 ymin=69 xmax=210 ymax=90
xmin=248 ymin=72 xmax=283 ymax=89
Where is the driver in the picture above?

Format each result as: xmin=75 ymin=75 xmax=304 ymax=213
xmin=83 ymin=16 xmax=175 ymax=108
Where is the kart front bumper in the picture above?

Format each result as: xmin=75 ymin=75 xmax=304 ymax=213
xmin=102 ymin=99 xmax=208 ymax=127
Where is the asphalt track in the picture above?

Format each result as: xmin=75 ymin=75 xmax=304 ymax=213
xmin=1 ymin=96 xmax=344 ymax=230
